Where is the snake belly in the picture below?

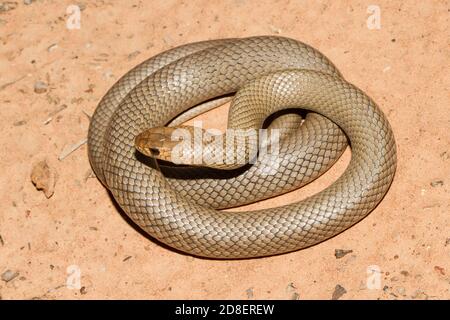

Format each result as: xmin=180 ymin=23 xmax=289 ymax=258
xmin=87 ymin=36 xmax=396 ymax=258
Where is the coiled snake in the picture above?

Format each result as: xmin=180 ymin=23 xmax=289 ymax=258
xmin=87 ymin=36 xmax=396 ymax=258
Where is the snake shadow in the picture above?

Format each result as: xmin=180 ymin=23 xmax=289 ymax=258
xmin=106 ymin=191 xmax=197 ymax=258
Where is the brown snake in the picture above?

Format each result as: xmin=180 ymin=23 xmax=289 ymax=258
xmin=87 ymin=36 xmax=397 ymax=258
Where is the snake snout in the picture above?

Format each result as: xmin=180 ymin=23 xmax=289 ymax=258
xmin=135 ymin=128 xmax=164 ymax=157
xmin=134 ymin=127 xmax=182 ymax=159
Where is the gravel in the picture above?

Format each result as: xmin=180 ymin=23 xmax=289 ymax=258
xmin=430 ymin=180 xmax=444 ymax=187
xmin=0 ymin=2 xmax=18 ymax=12
xmin=30 ymin=160 xmax=56 ymax=198
xmin=34 ymin=80 xmax=48 ymax=94
xmin=331 ymin=284 xmax=347 ymax=300
xmin=1 ymin=270 xmax=19 ymax=282
xmin=334 ymin=249 xmax=353 ymax=259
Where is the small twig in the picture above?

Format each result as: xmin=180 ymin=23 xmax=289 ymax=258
xmin=58 ymin=138 xmax=88 ymax=160
xmin=31 ymin=284 xmax=66 ymax=300
xmin=84 ymin=169 xmax=95 ymax=182
xmin=0 ymin=75 xmax=27 ymax=91
xmin=43 ymin=104 xmax=68 ymax=125
xmin=81 ymin=110 xmax=92 ymax=122
xmin=49 ymin=104 xmax=68 ymax=117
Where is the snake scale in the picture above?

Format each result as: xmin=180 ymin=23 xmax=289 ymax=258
xmin=87 ymin=36 xmax=397 ymax=258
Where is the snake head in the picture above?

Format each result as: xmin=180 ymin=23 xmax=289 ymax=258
xmin=135 ymin=127 xmax=184 ymax=160
xmin=135 ymin=125 xmax=251 ymax=170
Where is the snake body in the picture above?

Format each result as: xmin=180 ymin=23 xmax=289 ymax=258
xmin=88 ymin=36 xmax=396 ymax=258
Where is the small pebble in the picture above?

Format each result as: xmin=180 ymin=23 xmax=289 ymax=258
xmin=1 ymin=270 xmax=19 ymax=282
xmin=269 ymin=25 xmax=282 ymax=34
xmin=334 ymin=249 xmax=353 ymax=259
xmin=34 ymin=81 xmax=48 ymax=94
xmin=47 ymin=43 xmax=58 ymax=52
xmin=0 ymin=2 xmax=18 ymax=12
xmin=80 ymin=286 xmax=87 ymax=295
xmin=84 ymin=84 xmax=95 ymax=93
xmin=430 ymin=180 xmax=444 ymax=187
xmin=127 ymin=50 xmax=141 ymax=60
xmin=390 ymin=276 xmax=399 ymax=282
xmin=396 ymin=287 xmax=406 ymax=295
xmin=400 ymin=270 xmax=409 ymax=277
xmin=23 ymin=0 xmax=32 ymax=4
xmin=286 ymin=282 xmax=299 ymax=300
xmin=13 ymin=120 xmax=26 ymax=126
xmin=331 ymin=284 xmax=347 ymax=300
xmin=77 ymin=2 xmax=86 ymax=11
xmin=434 ymin=266 xmax=445 ymax=275
xmin=102 ymin=70 xmax=114 ymax=80
xmin=445 ymin=238 xmax=450 ymax=246
xmin=412 ymin=290 xmax=428 ymax=300
xmin=290 ymin=292 xmax=300 ymax=300
xmin=245 ymin=288 xmax=253 ymax=299
xmin=30 ymin=160 xmax=57 ymax=198
xmin=286 ymin=282 xmax=296 ymax=291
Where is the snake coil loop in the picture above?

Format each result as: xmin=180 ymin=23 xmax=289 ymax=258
xmin=88 ymin=36 xmax=396 ymax=258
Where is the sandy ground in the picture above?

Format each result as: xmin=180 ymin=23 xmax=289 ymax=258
xmin=0 ymin=0 xmax=448 ymax=300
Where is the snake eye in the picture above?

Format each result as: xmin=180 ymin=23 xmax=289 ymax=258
xmin=149 ymin=148 xmax=160 ymax=156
